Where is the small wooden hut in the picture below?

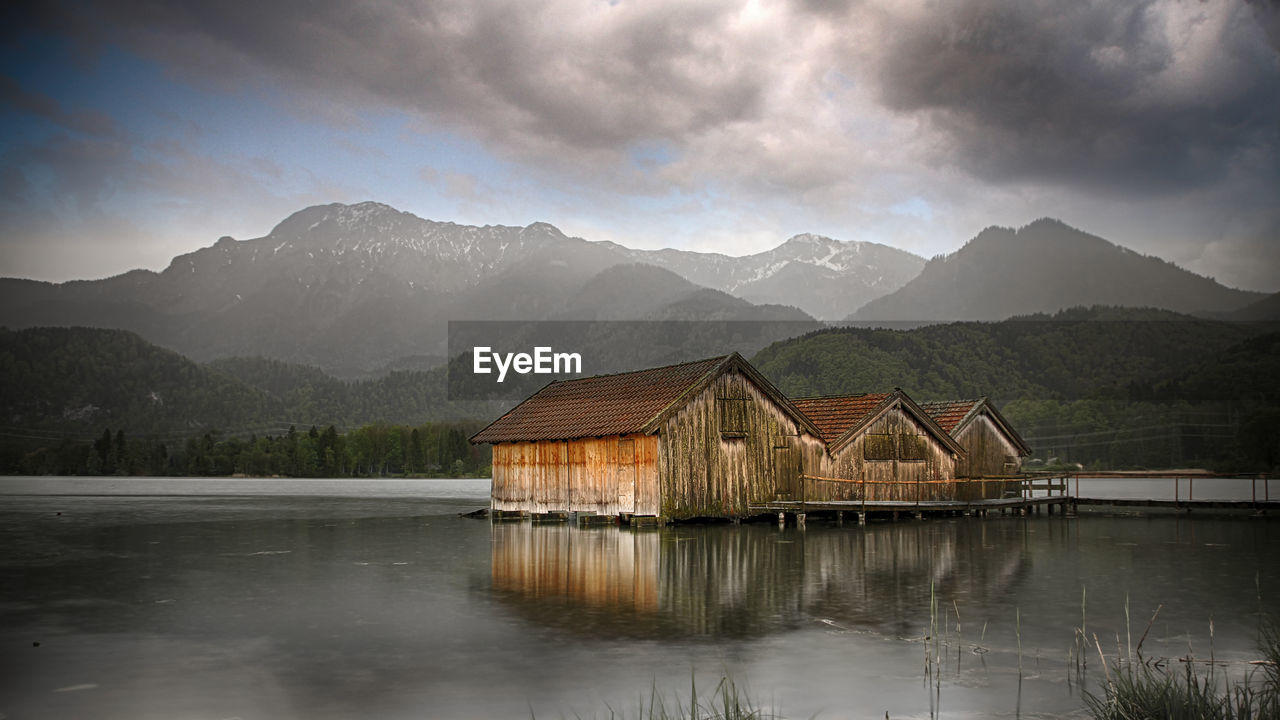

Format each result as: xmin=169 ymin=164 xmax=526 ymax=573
xmin=919 ymin=398 xmax=1031 ymax=478
xmin=790 ymin=390 xmax=966 ymax=502
xmin=470 ymin=353 xmax=825 ymax=521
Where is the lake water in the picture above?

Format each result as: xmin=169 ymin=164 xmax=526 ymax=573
xmin=2 ymin=477 xmax=1277 ymax=719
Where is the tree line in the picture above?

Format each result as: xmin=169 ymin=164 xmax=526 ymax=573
xmin=1 ymin=421 xmax=492 ymax=478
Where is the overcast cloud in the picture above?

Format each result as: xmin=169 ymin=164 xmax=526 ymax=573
xmin=1 ymin=0 xmax=1277 ymax=290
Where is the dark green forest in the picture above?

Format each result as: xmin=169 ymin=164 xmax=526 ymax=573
xmin=753 ymin=308 xmax=1280 ymax=471
xmin=2 ymin=310 xmax=1278 ymax=476
xmin=0 ymin=327 xmax=495 ymax=477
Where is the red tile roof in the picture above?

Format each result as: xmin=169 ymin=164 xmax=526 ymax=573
xmin=918 ymin=399 xmax=982 ymax=433
xmin=470 ymin=356 xmax=729 ymax=443
xmin=790 ymin=393 xmax=890 ymax=444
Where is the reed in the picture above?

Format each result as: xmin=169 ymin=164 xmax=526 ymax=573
xmin=552 ymin=674 xmax=780 ymax=720
xmin=1083 ymin=616 xmax=1280 ymax=720
xmin=1016 ymin=606 xmax=1023 ymax=674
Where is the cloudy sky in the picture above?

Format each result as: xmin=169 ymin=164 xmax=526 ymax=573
xmin=2 ymin=0 xmax=1278 ymax=291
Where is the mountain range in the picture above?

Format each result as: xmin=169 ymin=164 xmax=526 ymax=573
xmin=851 ymin=219 xmax=1261 ymax=322
xmin=0 ymin=203 xmax=1267 ymax=376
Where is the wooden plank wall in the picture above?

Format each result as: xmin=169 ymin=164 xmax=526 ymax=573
xmin=657 ymin=370 xmax=825 ymax=519
xmin=954 ymin=414 xmax=1022 ymax=499
xmin=808 ymin=406 xmax=958 ymax=502
xmin=490 ymin=434 xmax=660 ymax=515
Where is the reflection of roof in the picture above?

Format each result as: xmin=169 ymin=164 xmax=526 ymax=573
xmin=790 ymin=394 xmax=890 ymax=444
xmin=918 ymin=399 xmax=982 ymax=433
xmin=471 ymin=356 xmax=727 ymax=443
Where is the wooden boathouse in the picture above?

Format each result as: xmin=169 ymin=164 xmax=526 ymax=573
xmin=470 ymin=353 xmax=826 ymax=521
xmin=789 ymin=391 xmax=967 ymax=502
xmin=919 ymin=398 xmax=1031 ymax=478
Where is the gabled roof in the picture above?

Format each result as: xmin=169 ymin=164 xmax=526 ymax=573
xmin=791 ymin=393 xmax=890 ymax=444
xmin=918 ymin=399 xmax=982 ymax=434
xmin=790 ymin=389 xmax=966 ymax=456
xmin=470 ymin=353 xmax=822 ymax=444
xmin=919 ymin=398 xmax=1032 ymax=456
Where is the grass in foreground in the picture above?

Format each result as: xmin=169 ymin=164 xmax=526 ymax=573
xmin=1084 ymin=621 xmax=1279 ymax=720
xmin=542 ymin=675 xmax=782 ymax=720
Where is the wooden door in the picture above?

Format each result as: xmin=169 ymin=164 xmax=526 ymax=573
xmin=774 ymin=445 xmax=798 ymax=500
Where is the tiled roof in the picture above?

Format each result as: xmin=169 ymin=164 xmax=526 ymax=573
xmin=470 ymin=356 xmax=729 ymax=443
xmin=918 ymin=399 xmax=982 ymax=433
xmin=790 ymin=393 xmax=890 ymax=444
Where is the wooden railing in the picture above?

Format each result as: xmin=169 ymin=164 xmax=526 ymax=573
xmin=793 ymin=472 xmax=1272 ymax=508
xmin=797 ymin=474 xmax=1034 ymax=507
xmin=1029 ymin=471 xmax=1273 ymax=503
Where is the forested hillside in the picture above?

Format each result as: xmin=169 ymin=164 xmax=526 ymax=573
xmin=4 ymin=310 xmax=1277 ymax=475
xmin=752 ymin=308 xmax=1279 ymax=470
xmin=0 ymin=327 xmax=276 ymax=436
xmin=0 ymin=328 xmax=491 ymax=437
xmin=0 ymin=327 xmax=495 ymax=477
xmin=754 ymin=307 xmax=1255 ymax=403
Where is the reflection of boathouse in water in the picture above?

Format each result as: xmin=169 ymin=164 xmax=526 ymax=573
xmin=488 ymin=523 xmax=1027 ymax=639
xmin=471 ymin=353 xmax=1029 ymax=522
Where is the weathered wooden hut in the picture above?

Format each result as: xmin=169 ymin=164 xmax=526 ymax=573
xmin=919 ymin=398 xmax=1031 ymax=478
xmin=789 ymin=390 xmax=967 ymax=502
xmin=470 ymin=353 xmax=825 ymax=521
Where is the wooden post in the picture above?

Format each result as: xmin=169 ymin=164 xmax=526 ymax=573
xmin=797 ymin=512 xmax=806 ymax=529
xmin=778 ymin=511 xmax=786 ymax=528
xmin=837 ymin=511 xmax=844 ymax=526
xmin=858 ymin=512 xmax=866 ymax=526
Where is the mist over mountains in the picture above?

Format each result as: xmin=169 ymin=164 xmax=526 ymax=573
xmin=0 ymin=202 xmax=1266 ymax=377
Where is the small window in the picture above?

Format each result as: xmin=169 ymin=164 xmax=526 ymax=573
xmin=1003 ymin=455 xmax=1019 ymax=473
xmin=899 ymin=434 xmax=927 ymax=461
xmin=864 ymin=433 xmax=895 ymax=461
xmin=718 ymin=398 xmax=748 ymax=438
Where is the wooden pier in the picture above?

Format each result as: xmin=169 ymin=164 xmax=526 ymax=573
xmin=488 ymin=472 xmax=1276 ymax=525
xmin=748 ymin=472 xmax=1278 ymax=524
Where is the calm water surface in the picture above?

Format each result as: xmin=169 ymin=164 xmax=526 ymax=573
xmin=1 ymin=477 xmax=1277 ymax=719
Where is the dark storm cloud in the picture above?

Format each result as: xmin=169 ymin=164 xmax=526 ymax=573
xmin=1247 ymin=0 xmax=1280 ymax=52
xmin=3 ymin=0 xmax=1277 ymax=289
xmin=863 ymin=0 xmax=1280 ymax=196
xmin=23 ymin=0 xmax=773 ymax=163
xmin=14 ymin=0 xmax=1277 ymax=198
